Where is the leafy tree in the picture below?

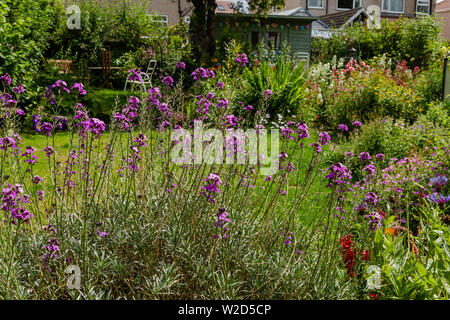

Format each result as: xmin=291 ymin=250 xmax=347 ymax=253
xmin=188 ymin=0 xmax=285 ymax=63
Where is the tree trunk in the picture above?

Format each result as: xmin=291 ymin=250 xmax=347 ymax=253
xmin=190 ymin=0 xmax=217 ymax=64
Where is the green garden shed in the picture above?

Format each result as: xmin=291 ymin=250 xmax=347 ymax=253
xmin=215 ymin=12 xmax=317 ymax=58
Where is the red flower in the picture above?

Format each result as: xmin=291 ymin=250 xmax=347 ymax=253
xmin=362 ymin=250 xmax=371 ymax=261
xmin=341 ymin=235 xmax=356 ymax=277
xmin=369 ymin=293 xmax=381 ymax=300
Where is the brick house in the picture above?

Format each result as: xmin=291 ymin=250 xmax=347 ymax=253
xmin=276 ymin=0 xmax=436 ymax=28
xmin=437 ymin=0 xmax=450 ymax=39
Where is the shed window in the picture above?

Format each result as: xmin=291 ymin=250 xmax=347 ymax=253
xmin=266 ymin=32 xmax=281 ymax=50
xmin=251 ymin=32 xmax=281 ymax=50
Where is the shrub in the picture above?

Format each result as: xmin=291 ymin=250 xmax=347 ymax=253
xmin=311 ymin=16 xmax=444 ymax=69
xmin=241 ymin=53 xmax=310 ymax=121
xmin=306 ymin=57 xmax=429 ymax=131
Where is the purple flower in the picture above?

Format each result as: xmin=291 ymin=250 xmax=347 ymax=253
xmin=128 ymin=69 xmax=143 ymax=83
xmin=37 ymin=190 xmax=45 ymax=201
xmin=352 ymin=121 xmax=362 ymax=128
xmin=214 ymin=208 xmax=231 ymax=239
xmin=263 ymin=89 xmax=273 ymax=100
xmin=428 ymin=193 xmax=450 ymax=205
xmin=1 ymin=184 xmax=33 ymax=224
xmin=15 ymin=108 xmax=25 ymax=116
xmin=375 ymin=153 xmax=385 ymax=161
xmin=205 ymin=92 xmax=215 ymax=100
xmin=309 ymin=142 xmax=322 ymax=153
xmin=364 ymin=211 xmax=383 ymax=231
xmin=429 ymin=175 xmax=448 ymax=190
xmin=176 ymin=61 xmax=186 ymax=70
xmin=216 ymin=81 xmax=225 ymax=89
xmin=162 ymin=76 xmax=174 ymax=88
xmin=201 ymin=173 xmax=222 ymax=204
xmin=0 ymin=73 xmax=12 ymax=86
xmin=222 ymin=114 xmax=238 ymax=128
xmin=32 ymin=176 xmax=42 ymax=185
xmin=364 ymin=192 xmax=379 ymax=206
xmin=41 ymin=238 xmax=59 ymax=268
xmin=358 ymin=152 xmax=371 ymax=161
xmin=0 ymin=136 xmax=18 ymax=151
xmin=191 ymin=67 xmax=215 ymax=81
xmin=362 ymin=164 xmax=376 ymax=176
xmin=13 ymin=85 xmax=24 ymax=94
xmin=338 ymin=124 xmax=349 ymax=132
xmin=40 ymin=122 xmax=54 ymax=136
xmin=216 ymin=98 xmax=229 ymax=109
xmin=95 ymin=230 xmax=109 ymax=238
xmin=235 ymin=53 xmax=249 ymax=66
xmin=318 ymin=131 xmax=331 ymax=145
xmin=325 ymin=162 xmax=352 ymax=188
xmin=50 ymin=80 xmax=70 ymax=94
xmin=71 ymin=82 xmax=86 ymax=95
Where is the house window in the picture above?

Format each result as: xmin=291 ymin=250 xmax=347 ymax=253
xmin=149 ymin=14 xmax=169 ymax=26
xmin=337 ymin=0 xmax=361 ymax=10
xmin=416 ymin=0 xmax=430 ymax=14
xmin=217 ymin=5 xmax=225 ymax=11
xmin=183 ymin=16 xmax=190 ymax=24
xmin=382 ymin=0 xmax=404 ymax=13
xmin=308 ymin=0 xmax=323 ymax=8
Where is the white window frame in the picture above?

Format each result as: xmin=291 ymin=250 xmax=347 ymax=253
xmin=148 ymin=14 xmax=169 ymax=27
xmin=183 ymin=16 xmax=190 ymax=24
xmin=308 ymin=0 xmax=324 ymax=9
xmin=336 ymin=0 xmax=362 ymax=11
xmin=416 ymin=0 xmax=430 ymax=14
xmin=381 ymin=0 xmax=405 ymax=13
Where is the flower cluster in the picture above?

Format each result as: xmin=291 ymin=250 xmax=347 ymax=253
xmin=191 ymin=67 xmax=215 ymax=81
xmin=325 ymin=163 xmax=352 ymax=188
xmin=128 ymin=69 xmax=143 ymax=83
xmin=200 ymin=173 xmax=222 ymax=204
xmin=364 ymin=211 xmax=384 ymax=231
xmin=114 ymin=96 xmax=141 ymax=132
xmin=162 ymin=76 xmax=174 ymax=88
xmin=213 ymin=208 xmax=231 ymax=239
xmin=341 ymin=235 xmax=370 ymax=278
xmin=235 ymin=53 xmax=248 ymax=67
xmin=1 ymin=184 xmax=33 ymax=224
xmin=41 ymin=238 xmax=60 ymax=270
xmin=71 ymin=82 xmax=87 ymax=95
xmin=176 ymin=61 xmax=186 ymax=70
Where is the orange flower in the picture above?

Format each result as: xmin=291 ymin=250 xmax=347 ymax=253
xmin=385 ymin=227 xmax=396 ymax=236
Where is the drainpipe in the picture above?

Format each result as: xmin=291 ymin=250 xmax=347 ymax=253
xmin=178 ymin=0 xmax=182 ymax=19
xmin=442 ymin=54 xmax=449 ymax=101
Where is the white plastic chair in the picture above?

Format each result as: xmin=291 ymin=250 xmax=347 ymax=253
xmin=124 ymin=60 xmax=157 ymax=91
xmin=293 ymin=52 xmax=310 ymax=69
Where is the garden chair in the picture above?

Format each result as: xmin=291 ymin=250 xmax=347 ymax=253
xmin=124 ymin=60 xmax=157 ymax=92
xmin=293 ymin=52 xmax=310 ymax=69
